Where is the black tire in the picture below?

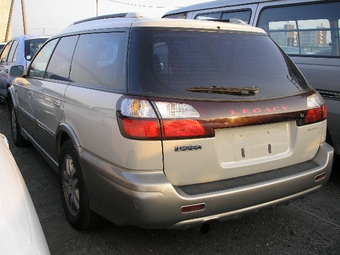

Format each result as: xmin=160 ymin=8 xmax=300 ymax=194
xmin=59 ymin=140 xmax=104 ymax=230
xmin=9 ymin=100 xmax=27 ymax=147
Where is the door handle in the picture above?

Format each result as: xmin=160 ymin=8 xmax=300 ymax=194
xmin=54 ymin=100 xmax=61 ymax=110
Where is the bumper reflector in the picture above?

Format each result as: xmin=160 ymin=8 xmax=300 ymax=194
xmin=314 ymin=172 xmax=326 ymax=182
xmin=181 ymin=203 xmax=206 ymax=214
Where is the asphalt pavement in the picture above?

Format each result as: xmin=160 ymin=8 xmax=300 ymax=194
xmin=0 ymin=102 xmax=339 ymax=255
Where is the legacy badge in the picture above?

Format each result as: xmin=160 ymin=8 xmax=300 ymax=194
xmin=174 ymin=144 xmax=202 ymax=152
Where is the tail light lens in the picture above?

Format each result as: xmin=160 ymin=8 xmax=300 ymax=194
xmin=117 ymin=98 xmax=214 ymax=140
xmin=297 ymin=93 xmax=327 ymax=126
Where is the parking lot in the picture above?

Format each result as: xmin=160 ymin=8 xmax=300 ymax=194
xmin=0 ymin=102 xmax=339 ymax=255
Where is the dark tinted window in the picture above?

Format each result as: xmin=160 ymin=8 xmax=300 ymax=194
xmin=70 ymin=32 xmax=127 ymax=90
xmin=196 ymin=12 xmax=221 ymax=20
xmin=29 ymin=39 xmax=58 ymax=78
xmin=221 ymin=10 xmax=251 ymax=23
xmin=258 ymin=2 xmax=340 ymax=57
xmin=45 ymin=36 xmax=78 ymax=81
xmin=196 ymin=10 xmax=251 ymax=23
xmin=24 ymin=38 xmax=48 ymax=60
xmin=129 ymin=29 xmax=309 ymax=100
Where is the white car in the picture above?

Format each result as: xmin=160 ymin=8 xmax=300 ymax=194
xmin=0 ymin=133 xmax=50 ymax=254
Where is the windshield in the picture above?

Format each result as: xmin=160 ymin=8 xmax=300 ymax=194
xmin=128 ymin=29 xmax=310 ymax=100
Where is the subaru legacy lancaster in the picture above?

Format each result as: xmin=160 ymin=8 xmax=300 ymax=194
xmin=8 ymin=13 xmax=333 ymax=231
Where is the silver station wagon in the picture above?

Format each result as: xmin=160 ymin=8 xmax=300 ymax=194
xmin=8 ymin=13 xmax=333 ymax=232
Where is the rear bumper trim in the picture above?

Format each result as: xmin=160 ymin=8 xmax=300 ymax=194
xmin=178 ymin=160 xmax=319 ymax=196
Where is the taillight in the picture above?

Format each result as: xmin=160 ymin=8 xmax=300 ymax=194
xmin=117 ymin=98 xmax=213 ymax=140
xmin=297 ymin=93 xmax=327 ymax=126
xmin=120 ymin=118 xmax=161 ymax=139
xmin=162 ymin=119 xmax=207 ymax=138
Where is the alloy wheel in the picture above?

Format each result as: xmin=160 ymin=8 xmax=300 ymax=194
xmin=61 ymin=154 xmax=80 ymax=217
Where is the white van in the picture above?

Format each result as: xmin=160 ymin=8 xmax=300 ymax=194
xmin=164 ymin=0 xmax=340 ymax=157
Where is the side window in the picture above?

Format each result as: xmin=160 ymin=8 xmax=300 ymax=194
xmin=196 ymin=12 xmax=222 ymax=20
xmin=221 ymin=10 xmax=251 ymax=23
xmin=0 ymin=42 xmax=11 ymax=63
xmin=24 ymin=38 xmax=48 ymax=61
xmin=195 ymin=9 xmax=251 ymax=23
xmin=258 ymin=2 xmax=340 ymax=57
xmin=7 ymin=40 xmax=19 ymax=63
xmin=28 ymin=39 xmax=58 ymax=78
xmin=45 ymin=36 xmax=78 ymax=81
xmin=70 ymin=32 xmax=127 ymax=90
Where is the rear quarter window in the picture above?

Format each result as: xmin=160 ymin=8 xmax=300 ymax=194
xmin=196 ymin=9 xmax=251 ymax=23
xmin=24 ymin=38 xmax=48 ymax=61
xmin=69 ymin=32 xmax=127 ymax=91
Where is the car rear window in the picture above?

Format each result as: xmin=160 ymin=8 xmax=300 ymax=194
xmin=128 ymin=29 xmax=310 ymax=100
xmin=24 ymin=38 xmax=48 ymax=60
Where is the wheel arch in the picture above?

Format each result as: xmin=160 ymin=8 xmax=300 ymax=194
xmin=7 ymin=85 xmax=18 ymax=109
xmin=56 ymin=123 xmax=81 ymax=163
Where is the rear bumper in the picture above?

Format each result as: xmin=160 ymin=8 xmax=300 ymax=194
xmin=82 ymin=142 xmax=334 ymax=230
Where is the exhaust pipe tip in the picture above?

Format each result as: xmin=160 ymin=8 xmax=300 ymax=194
xmin=199 ymin=223 xmax=210 ymax=235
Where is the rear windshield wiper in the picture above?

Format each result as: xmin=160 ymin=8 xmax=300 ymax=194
xmin=186 ymin=86 xmax=259 ymax=96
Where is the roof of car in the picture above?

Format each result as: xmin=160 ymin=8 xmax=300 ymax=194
xmin=15 ymin=35 xmax=50 ymax=39
xmin=164 ymin=0 xmax=272 ymax=15
xmin=7 ymin=35 xmax=50 ymax=43
xmin=57 ymin=12 xmax=265 ymax=36
xmin=163 ymin=0 xmax=320 ymax=15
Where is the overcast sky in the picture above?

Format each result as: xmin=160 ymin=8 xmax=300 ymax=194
xmin=11 ymin=0 xmax=210 ymax=37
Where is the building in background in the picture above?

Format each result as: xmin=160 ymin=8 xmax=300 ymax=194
xmin=0 ymin=0 xmax=11 ymax=42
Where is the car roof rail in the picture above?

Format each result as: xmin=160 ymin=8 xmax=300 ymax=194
xmin=71 ymin=12 xmax=143 ymax=26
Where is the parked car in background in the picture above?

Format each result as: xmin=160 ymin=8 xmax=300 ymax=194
xmin=0 ymin=35 xmax=49 ymax=104
xmin=0 ymin=133 xmax=50 ymax=254
xmin=163 ymin=0 xmax=340 ymax=158
xmin=8 ymin=13 xmax=333 ymax=232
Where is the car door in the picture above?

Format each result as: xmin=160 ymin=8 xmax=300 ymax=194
xmin=14 ymin=39 xmax=58 ymax=142
xmin=33 ymin=36 xmax=78 ymax=159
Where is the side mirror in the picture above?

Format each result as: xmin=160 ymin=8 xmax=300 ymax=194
xmin=10 ymin=65 xmax=24 ymax=76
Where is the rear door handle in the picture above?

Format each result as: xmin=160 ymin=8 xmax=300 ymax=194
xmin=54 ymin=100 xmax=61 ymax=110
